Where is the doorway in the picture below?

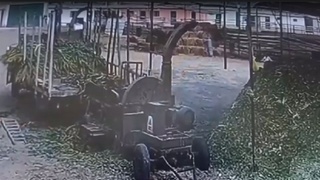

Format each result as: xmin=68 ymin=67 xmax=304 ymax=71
xmin=191 ymin=11 xmax=196 ymax=20
xmin=265 ymin=16 xmax=270 ymax=29
xmin=170 ymin=11 xmax=177 ymax=24
xmin=305 ymin=16 xmax=313 ymax=33
xmin=139 ymin=10 xmax=146 ymax=20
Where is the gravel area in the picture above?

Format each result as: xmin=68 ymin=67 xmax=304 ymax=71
xmin=0 ymin=28 xmax=249 ymax=179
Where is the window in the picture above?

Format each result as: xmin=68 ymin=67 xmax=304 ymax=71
xmin=140 ymin=10 xmax=146 ymax=19
xmin=170 ymin=11 xmax=177 ymax=18
xmin=70 ymin=11 xmax=77 ymax=18
xmin=276 ymin=17 xmax=280 ymax=21
xmin=216 ymin=14 xmax=221 ymax=24
xmin=293 ymin=18 xmax=298 ymax=22
xmin=191 ymin=11 xmax=196 ymax=19
xmin=265 ymin=17 xmax=270 ymax=29
xmin=153 ymin=11 xmax=160 ymax=17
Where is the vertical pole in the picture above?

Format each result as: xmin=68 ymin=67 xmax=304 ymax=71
xmin=198 ymin=5 xmax=201 ymax=21
xmin=97 ymin=8 xmax=102 ymax=45
xmin=237 ymin=4 xmax=240 ymax=56
xmin=85 ymin=3 xmax=88 ymax=41
xmin=218 ymin=7 xmax=221 ymax=28
xmin=23 ymin=12 xmax=27 ymax=62
xmin=184 ymin=5 xmax=186 ymax=21
xmin=30 ymin=15 xmax=36 ymax=60
xmin=85 ymin=2 xmax=90 ymax=41
xmin=88 ymin=2 xmax=93 ymax=41
xmin=288 ymin=12 xmax=291 ymax=57
xmin=18 ymin=12 xmax=21 ymax=46
xmin=35 ymin=16 xmax=42 ymax=91
xmin=111 ymin=10 xmax=119 ymax=74
xmin=279 ymin=2 xmax=283 ymax=57
xmin=125 ymin=9 xmax=131 ymax=84
xmin=247 ymin=2 xmax=256 ymax=174
xmin=126 ymin=9 xmax=130 ymax=62
xmin=93 ymin=10 xmax=97 ymax=48
xmin=117 ymin=13 xmax=121 ymax=70
xmin=48 ymin=11 xmax=56 ymax=99
xmin=223 ymin=2 xmax=227 ymax=69
xmin=106 ymin=9 xmax=114 ymax=75
xmin=148 ymin=2 xmax=154 ymax=76
xmin=43 ymin=12 xmax=51 ymax=86
xmin=255 ymin=7 xmax=259 ymax=58
xmin=286 ymin=12 xmax=290 ymax=36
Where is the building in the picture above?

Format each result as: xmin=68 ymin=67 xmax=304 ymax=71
xmin=207 ymin=8 xmax=320 ymax=34
xmin=1 ymin=2 xmax=320 ymax=35
xmin=125 ymin=9 xmax=211 ymax=27
xmin=0 ymin=2 xmax=48 ymax=27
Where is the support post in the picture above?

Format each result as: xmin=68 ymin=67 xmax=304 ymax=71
xmin=256 ymin=7 xmax=259 ymax=57
xmin=148 ymin=2 xmax=154 ymax=76
xmin=184 ymin=5 xmax=186 ymax=21
xmin=126 ymin=9 xmax=130 ymax=62
xmin=97 ymin=8 xmax=102 ymax=45
xmin=48 ymin=11 xmax=56 ymax=99
xmin=237 ymin=4 xmax=241 ymax=56
xmin=111 ymin=10 xmax=119 ymax=74
xmin=23 ymin=12 xmax=27 ymax=62
xmin=280 ymin=2 xmax=283 ymax=57
xmin=247 ymin=2 xmax=256 ymax=174
xmin=35 ymin=16 xmax=42 ymax=92
xmin=106 ymin=9 xmax=114 ymax=75
xmin=223 ymin=2 xmax=227 ymax=69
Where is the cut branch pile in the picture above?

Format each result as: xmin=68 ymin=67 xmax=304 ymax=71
xmin=0 ymin=40 xmax=121 ymax=90
xmin=210 ymin=59 xmax=320 ymax=179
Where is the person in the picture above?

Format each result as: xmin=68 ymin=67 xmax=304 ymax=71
xmin=206 ymin=37 xmax=213 ymax=57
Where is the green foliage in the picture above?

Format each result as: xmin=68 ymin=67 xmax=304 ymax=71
xmin=210 ymin=61 xmax=320 ymax=179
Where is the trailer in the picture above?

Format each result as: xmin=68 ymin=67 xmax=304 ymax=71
xmin=4 ymin=4 xmax=211 ymax=180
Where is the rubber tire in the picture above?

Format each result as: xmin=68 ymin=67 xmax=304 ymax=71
xmin=192 ymin=138 xmax=210 ymax=171
xmin=133 ymin=144 xmax=151 ymax=180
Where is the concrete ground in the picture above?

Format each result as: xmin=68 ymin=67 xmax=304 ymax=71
xmin=0 ymin=28 xmax=249 ymax=179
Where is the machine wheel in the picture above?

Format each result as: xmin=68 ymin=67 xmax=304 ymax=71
xmin=192 ymin=138 xmax=210 ymax=171
xmin=175 ymin=106 xmax=195 ymax=131
xmin=133 ymin=144 xmax=151 ymax=180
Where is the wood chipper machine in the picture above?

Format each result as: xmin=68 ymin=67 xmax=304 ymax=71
xmin=80 ymin=20 xmax=210 ymax=180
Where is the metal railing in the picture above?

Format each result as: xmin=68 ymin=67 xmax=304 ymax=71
xmin=212 ymin=19 xmax=320 ymax=35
